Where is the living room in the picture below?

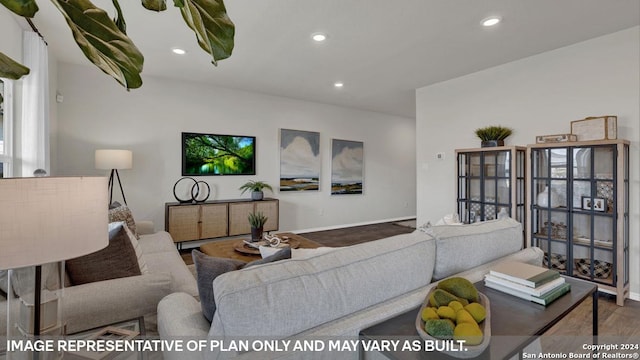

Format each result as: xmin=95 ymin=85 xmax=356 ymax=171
xmin=1 ymin=1 xmax=639 ymax=358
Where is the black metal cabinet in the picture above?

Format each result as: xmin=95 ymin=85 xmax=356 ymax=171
xmin=527 ymin=140 xmax=629 ymax=305
xmin=456 ymin=146 xmax=526 ymax=226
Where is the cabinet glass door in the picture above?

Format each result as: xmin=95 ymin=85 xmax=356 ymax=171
xmin=457 ymin=147 xmax=525 ymax=225
xmin=531 ymin=148 xmax=570 ymax=274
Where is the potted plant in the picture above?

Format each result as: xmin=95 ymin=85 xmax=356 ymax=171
xmin=474 ymin=126 xmax=513 ymax=147
xmin=248 ymin=211 xmax=268 ymax=241
xmin=239 ymin=180 xmax=273 ymax=200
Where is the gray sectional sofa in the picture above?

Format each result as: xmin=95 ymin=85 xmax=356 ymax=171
xmin=158 ymin=218 xmax=544 ymax=360
xmin=0 ymin=223 xmax=197 ymax=336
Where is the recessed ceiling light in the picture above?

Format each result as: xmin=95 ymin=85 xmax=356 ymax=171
xmin=311 ymin=33 xmax=327 ymax=42
xmin=481 ymin=16 xmax=501 ymax=27
xmin=172 ymin=48 xmax=186 ymax=55
xmin=334 ymin=82 xmax=344 ymax=88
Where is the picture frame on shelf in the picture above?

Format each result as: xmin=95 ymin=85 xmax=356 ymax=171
xmin=582 ymin=196 xmax=606 ymax=212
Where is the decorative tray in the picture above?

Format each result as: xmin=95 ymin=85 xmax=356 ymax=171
xmin=415 ymin=288 xmax=491 ymax=359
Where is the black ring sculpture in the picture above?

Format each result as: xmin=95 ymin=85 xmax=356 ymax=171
xmin=192 ymin=181 xmax=210 ymax=203
xmin=173 ymin=177 xmax=198 ymax=203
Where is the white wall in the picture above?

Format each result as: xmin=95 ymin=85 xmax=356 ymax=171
xmin=0 ymin=10 xmax=22 ymax=60
xmin=55 ymin=63 xmax=416 ymax=233
xmin=416 ymin=27 xmax=640 ymax=299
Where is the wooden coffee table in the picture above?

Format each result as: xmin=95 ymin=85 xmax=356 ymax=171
xmin=199 ymin=232 xmax=322 ymax=262
xmin=359 ymin=276 xmax=597 ymax=360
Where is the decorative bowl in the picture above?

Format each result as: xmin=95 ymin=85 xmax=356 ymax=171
xmin=415 ymin=289 xmax=491 ymax=358
xmin=574 ymin=258 xmax=612 ymax=279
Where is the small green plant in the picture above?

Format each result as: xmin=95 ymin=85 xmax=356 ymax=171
xmin=239 ymin=180 xmax=273 ymax=195
xmin=474 ymin=126 xmax=513 ymax=141
xmin=248 ymin=211 xmax=268 ymax=228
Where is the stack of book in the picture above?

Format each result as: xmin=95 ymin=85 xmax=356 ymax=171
xmin=484 ymin=261 xmax=571 ymax=306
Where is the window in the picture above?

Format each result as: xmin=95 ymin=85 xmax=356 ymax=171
xmin=0 ymin=78 xmax=13 ymax=178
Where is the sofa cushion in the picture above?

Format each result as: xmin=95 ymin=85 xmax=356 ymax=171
xmin=209 ymin=230 xmax=435 ymax=340
xmin=66 ymin=223 xmax=142 ymax=285
xmin=192 ymin=250 xmax=246 ymax=323
xmin=426 ymin=218 xmax=523 ymax=280
xmin=139 ymin=233 xmax=198 ymax=298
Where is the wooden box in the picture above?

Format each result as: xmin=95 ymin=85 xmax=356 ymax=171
xmin=571 ymin=116 xmax=617 ymax=141
xmin=536 ymin=134 xmax=577 ymax=143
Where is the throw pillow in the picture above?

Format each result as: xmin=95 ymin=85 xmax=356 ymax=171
xmin=109 ymin=221 xmax=149 ymax=274
xmin=66 ymin=223 xmax=142 ymax=286
xmin=192 ymin=250 xmax=246 ymax=322
xmin=245 ymin=247 xmax=291 ymax=268
xmin=192 ymin=248 xmax=292 ymax=322
xmin=109 ymin=204 xmax=139 ymax=239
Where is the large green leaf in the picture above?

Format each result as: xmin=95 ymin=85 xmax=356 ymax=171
xmin=0 ymin=51 xmax=31 ymax=80
xmin=50 ymin=0 xmax=144 ymax=89
xmin=142 ymin=0 xmax=166 ymax=11
xmin=173 ymin=0 xmax=234 ymax=65
xmin=112 ymin=0 xmax=126 ymax=34
xmin=0 ymin=0 xmax=39 ymax=18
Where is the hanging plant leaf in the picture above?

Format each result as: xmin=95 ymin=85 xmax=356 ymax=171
xmin=0 ymin=0 xmax=39 ymax=18
xmin=173 ymin=0 xmax=234 ymax=65
xmin=50 ymin=0 xmax=144 ymax=89
xmin=0 ymin=51 xmax=31 ymax=80
xmin=142 ymin=0 xmax=167 ymax=11
xmin=112 ymin=0 xmax=127 ymax=34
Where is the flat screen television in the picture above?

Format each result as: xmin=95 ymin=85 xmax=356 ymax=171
xmin=182 ymin=132 xmax=256 ymax=176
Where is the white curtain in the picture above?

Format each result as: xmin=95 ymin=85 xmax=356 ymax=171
xmin=20 ymin=31 xmax=49 ymax=176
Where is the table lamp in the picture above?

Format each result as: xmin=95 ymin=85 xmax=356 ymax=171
xmin=95 ymin=149 xmax=133 ymax=205
xmin=0 ymin=176 xmax=108 ymax=338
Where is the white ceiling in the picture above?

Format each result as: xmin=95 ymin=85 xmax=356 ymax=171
xmin=26 ymin=0 xmax=640 ymax=118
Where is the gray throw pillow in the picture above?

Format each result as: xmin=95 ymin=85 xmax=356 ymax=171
xmin=192 ymin=250 xmax=246 ymax=322
xmin=245 ymin=247 xmax=291 ymax=268
xmin=192 ymin=247 xmax=292 ymax=322
xmin=66 ymin=223 xmax=142 ymax=285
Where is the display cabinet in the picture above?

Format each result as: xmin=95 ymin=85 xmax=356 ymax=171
xmin=527 ymin=140 xmax=629 ymax=305
xmin=456 ymin=146 xmax=526 ymax=227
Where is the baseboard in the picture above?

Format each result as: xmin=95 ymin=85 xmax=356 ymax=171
xmin=629 ymin=291 xmax=640 ymax=302
xmin=290 ymin=216 xmax=417 ymax=234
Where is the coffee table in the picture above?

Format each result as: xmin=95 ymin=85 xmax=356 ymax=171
xmin=199 ymin=232 xmax=322 ymax=262
xmin=359 ymin=276 xmax=597 ymax=360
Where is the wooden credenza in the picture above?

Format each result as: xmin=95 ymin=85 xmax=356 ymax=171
xmin=165 ymin=198 xmax=279 ymax=246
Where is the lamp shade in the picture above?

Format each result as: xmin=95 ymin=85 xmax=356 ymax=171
xmin=0 ymin=176 xmax=109 ymax=270
xmin=95 ymin=149 xmax=133 ymax=170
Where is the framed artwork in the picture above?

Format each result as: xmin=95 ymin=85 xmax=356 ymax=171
xmin=279 ymin=129 xmax=320 ymax=191
xmin=331 ymin=139 xmax=363 ymax=195
xmin=582 ymin=196 xmax=606 ymax=212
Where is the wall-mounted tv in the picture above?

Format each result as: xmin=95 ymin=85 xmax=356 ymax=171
xmin=182 ymin=132 xmax=256 ymax=176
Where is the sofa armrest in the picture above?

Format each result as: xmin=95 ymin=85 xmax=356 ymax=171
xmin=136 ymin=220 xmax=155 ymax=235
xmin=63 ymin=272 xmax=172 ymax=334
xmin=158 ymin=292 xmax=208 ymax=360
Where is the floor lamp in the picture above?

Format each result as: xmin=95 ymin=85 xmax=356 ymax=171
xmin=95 ymin=149 xmax=133 ymax=205
xmin=0 ymin=177 xmax=108 ymax=343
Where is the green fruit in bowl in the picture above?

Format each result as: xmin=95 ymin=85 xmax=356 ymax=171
xmin=437 ymin=277 xmax=479 ymax=302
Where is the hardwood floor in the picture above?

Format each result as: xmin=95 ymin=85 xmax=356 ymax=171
xmin=300 ymin=221 xmax=415 ymax=246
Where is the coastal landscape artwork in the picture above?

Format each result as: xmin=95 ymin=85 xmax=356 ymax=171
xmin=331 ymin=139 xmax=363 ymax=195
xmin=280 ymin=129 xmax=320 ymax=191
